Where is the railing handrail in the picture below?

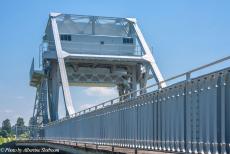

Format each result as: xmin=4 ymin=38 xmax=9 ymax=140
xmin=42 ymin=40 xmax=144 ymax=56
xmin=44 ymin=55 xmax=230 ymax=127
xmin=44 ymin=40 xmax=140 ymax=47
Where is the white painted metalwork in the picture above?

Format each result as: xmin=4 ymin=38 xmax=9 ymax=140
xmin=131 ymin=20 xmax=166 ymax=88
xmin=30 ymin=13 xmax=166 ymax=122
xmin=50 ymin=13 xmax=75 ymax=116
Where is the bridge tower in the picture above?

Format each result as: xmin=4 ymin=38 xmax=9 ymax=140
xmin=30 ymin=59 xmax=49 ymax=125
xmin=30 ymin=13 xmax=166 ymax=123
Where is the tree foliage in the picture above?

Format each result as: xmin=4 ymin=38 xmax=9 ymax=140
xmin=0 ymin=130 xmax=8 ymax=138
xmin=2 ymin=119 xmax=11 ymax=134
xmin=16 ymin=117 xmax=25 ymax=127
xmin=29 ymin=117 xmax=36 ymax=126
xmin=16 ymin=117 xmax=25 ymax=135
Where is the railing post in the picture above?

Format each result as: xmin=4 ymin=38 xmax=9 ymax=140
xmin=220 ymin=73 xmax=226 ymax=154
xmin=185 ymin=72 xmax=192 ymax=153
xmin=186 ymin=72 xmax=191 ymax=81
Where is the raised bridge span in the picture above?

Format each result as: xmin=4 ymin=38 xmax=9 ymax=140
xmin=28 ymin=13 xmax=230 ymax=154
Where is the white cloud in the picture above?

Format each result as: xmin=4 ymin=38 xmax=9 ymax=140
xmin=4 ymin=109 xmax=13 ymax=114
xmin=85 ymin=87 xmax=117 ymax=97
xmin=0 ymin=109 xmax=13 ymax=114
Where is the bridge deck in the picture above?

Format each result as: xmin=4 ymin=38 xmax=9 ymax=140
xmin=16 ymin=140 xmax=177 ymax=154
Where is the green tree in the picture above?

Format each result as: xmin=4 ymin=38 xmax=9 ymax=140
xmin=29 ymin=117 xmax=36 ymax=126
xmin=16 ymin=117 xmax=25 ymax=127
xmin=16 ymin=117 xmax=25 ymax=135
xmin=2 ymin=119 xmax=11 ymax=134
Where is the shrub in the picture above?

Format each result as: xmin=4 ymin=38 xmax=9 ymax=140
xmin=0 ymin=137 xmax=4 ymax=145
xmin=0 ymin=130 xmax=8 ymax=138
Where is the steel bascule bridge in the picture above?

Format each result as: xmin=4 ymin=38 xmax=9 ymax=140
xmin=29 ymin=13 xmax=230 ymax=154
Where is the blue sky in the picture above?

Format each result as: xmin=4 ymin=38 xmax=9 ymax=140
xmin=0 ymin=0 xmax=229 ymax=125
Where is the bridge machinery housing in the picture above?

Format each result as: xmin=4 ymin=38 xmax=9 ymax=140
xmin=30 ymin=13 xmax=166 ymax=124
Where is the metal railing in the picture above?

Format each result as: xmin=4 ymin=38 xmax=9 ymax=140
xmin=39 ymin=55 xmax=230 ymax=154
xmin=45 ymin=55 xmax=230 ymax=127
xmin=42 ymin=40 xmax=144 ymax=56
